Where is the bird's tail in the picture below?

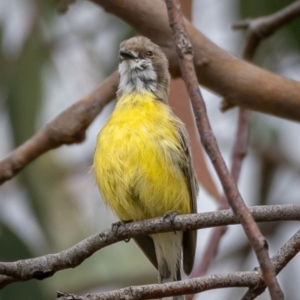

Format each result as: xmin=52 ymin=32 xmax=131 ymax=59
xmin=159 ymin=261 xmax=183 ymax=300
xmin=153 ymin=232 xmax=184 ymax=300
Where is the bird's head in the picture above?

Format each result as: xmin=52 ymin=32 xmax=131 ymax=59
xmin=117 ymin=36 xmax=170 ymax=102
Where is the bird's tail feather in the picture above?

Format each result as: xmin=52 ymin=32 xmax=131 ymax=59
xmin=153 ymin=232 xmax=184 ymax=300
xmin=159 ymin=261 xmax=184 ymax=300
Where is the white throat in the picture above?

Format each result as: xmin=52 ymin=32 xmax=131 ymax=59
xmin=117 ymin=59 xmax=157 ymax=97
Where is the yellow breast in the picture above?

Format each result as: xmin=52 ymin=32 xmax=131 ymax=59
xmin=93 ymin=92 xmax=191 ymax=221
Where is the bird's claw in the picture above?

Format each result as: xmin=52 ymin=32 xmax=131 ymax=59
xmin=111 ymin=220 xmax=132 ymax=242
xmin=163 ymin=211 xmax=179 ymax=225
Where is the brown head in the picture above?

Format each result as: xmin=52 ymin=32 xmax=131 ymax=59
xmin=117 ymin=36 xmax=170 ymax=103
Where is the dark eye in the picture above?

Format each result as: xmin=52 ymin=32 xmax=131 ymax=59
xmin=146 ymin=51 xmax=153 ymax=57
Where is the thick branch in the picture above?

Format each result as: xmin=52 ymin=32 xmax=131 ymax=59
xmin=0 ymin=205 xmax=298 ymax=289
xmin=92 ymin=0 xmax=300 ymax=121
xmin=0 ymin=71 xmax=118 ymax=184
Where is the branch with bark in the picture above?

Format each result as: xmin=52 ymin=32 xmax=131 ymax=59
xmin=0 ymin=72 xmax=118 ymax=184
xmin=165 ymin=0 xmax=285 ymax=299
xmin=0 ymin=205 xmax=299 ymax=290
xmin=55 ymin=227 xmax=299 ymax=299
xmin=190 ymin=0 xmax=300 ymax=287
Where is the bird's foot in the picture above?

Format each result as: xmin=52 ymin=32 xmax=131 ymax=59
xmin=163 ymin=211 xmax=179 ymax=225
xmin=163 ymin=211 xmax=179 ymax=234
xmin=111 ymin=220 xmax=132 ymax=242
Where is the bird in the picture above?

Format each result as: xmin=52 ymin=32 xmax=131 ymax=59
xmin=93 ymin=36 xmax=198 ymax=300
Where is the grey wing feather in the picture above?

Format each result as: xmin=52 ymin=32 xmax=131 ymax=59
xmin=133 ymin=236 xmax=158 ymax=269
xmin=177 ymin=124 xmax=199 ymax=276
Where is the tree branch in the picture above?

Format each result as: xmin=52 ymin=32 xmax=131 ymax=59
xmin=92 ymin=0 xmax=300 ymax=121
xmin=231 ymin=0 xmax=300 ymax=62
xmin=165 ymin=1 xmax=284 ymax=299
xmin=241 ymin=229 xmax=300 ymax=300
xmin=221 ymin=0 xmax=300 ymax=110
xmin=194 ymin=0 xmax=287 ymax=281
xmin=0 ymin=205 xmax=299 ymax=289
xmin=187 ymin=0 xmax=300 ymax=296
xmin=0 ymin=71 xmax=118 ymax=185
xmin=56 ymin=228 xmax=300 ymax=299
xmin=57 ymin=272 xmax=259 ymax=300
xmin=231 ymin=3 xmax=300 ymax=298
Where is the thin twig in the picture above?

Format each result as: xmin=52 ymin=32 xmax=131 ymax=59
xmin=192 ymin=107 xmax=250 ymax=279
xmin=1 ymin=204 xmax=298 ymax=289
xmin=56 ymin=228 xmax=300 ymax=299
xmin=0 ymin=71 xmax=118 ymax=185
xmin=232 ymin=0 xmax=300 ymax=61
xmin=190 ymin=105 xmax=251 ymax=282
xmin=165 ymin=1 xmax=284 ymax=299
xmin=231 ymin=2 xmax=300 ymax=298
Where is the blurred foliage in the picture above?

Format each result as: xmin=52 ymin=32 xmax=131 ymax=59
xmin=0 ymin=222 xmax=44 ymax=300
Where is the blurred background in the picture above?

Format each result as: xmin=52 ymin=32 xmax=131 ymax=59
xmin=0 ymin=0 xmax=300 ymax=299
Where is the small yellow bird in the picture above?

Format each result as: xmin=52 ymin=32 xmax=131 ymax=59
xmin=94 ymin=36 xmax=198 ymax=300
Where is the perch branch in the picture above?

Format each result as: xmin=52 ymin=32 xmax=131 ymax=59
xmin=0 ymin=204 xmax=299 ymax=289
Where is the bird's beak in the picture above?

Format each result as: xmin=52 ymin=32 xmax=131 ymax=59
xmin=119 ymin=50 xmax=137 ymax=60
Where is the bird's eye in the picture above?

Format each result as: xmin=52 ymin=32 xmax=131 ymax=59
xmin=146 ymin=51 xmax=153 ymax=57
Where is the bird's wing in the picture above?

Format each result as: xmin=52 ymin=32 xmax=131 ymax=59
xmin=177 ymin=123 xmax=199 ymax=276
xmin=133 ymin=236 xmax=158 ymax=269
xmin=133 ymin=121 xmax=198 ymax=275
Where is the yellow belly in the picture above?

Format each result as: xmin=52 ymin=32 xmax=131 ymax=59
xmin=93 ymin=92 xmax=191 ymax=221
